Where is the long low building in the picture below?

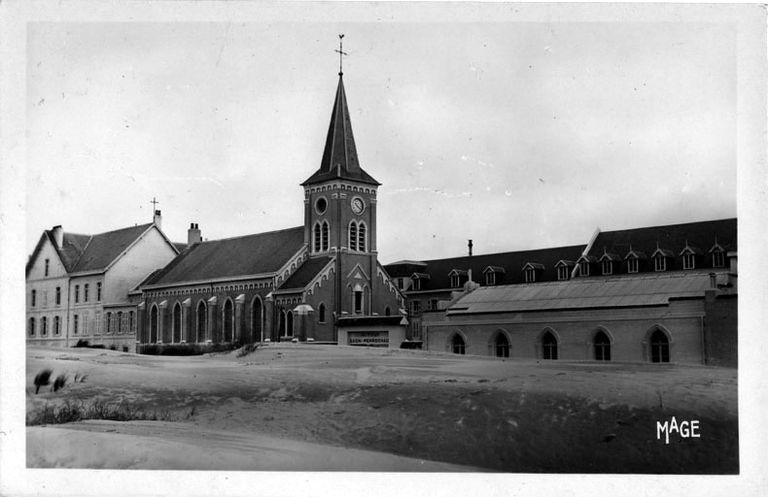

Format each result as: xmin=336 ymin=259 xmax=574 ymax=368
xmin=388 ymin=218 xmax=737 ymax=367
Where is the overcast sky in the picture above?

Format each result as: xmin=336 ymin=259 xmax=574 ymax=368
xmin=26 ymin=15 xmax=737 ymax=263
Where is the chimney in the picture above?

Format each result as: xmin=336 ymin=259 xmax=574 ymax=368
xmin=153 ymin=209 xmax=162 ymax=229
xmin=51 ymin=225 xmax=63 ymax=248
xmin=188 ymin=222 xmax=202 ymax=245
xmin=468 ymin=239 xmax=473 ymax=257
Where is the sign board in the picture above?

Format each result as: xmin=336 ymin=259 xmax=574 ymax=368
xmin=348 ymin=331 xmax=389 ymax=347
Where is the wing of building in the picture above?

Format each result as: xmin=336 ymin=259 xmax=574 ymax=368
xmin=385 ymin=218 xmax=737 ymax=366
xmin=133 ymin=72 xmax=404 ymax=351
xmin=25 ymin=213 xmax=182 ymax=349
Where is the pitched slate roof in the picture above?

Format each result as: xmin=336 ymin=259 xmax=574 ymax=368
xmin=279 ymin=256 xmax=334 ymax=291
xmin=71 ymin=224 xmax=156 ymax=272
xmin=26 ymin=224 xmax=157 ymax=275
xmin=146 ymin=226 xmax=305 ymax=286
xmin=448 ymin=270 xmax=729 ymax=315
xmin=587 ymin=218 xmax=736 ymax=274
xmin=302 ymin=75 xmax=379 ymax=186
xmin=384 ymin=244 xmax=587 ymax=291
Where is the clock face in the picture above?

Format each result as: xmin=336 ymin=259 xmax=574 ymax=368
xmin=351 ymin=196 xmax=365 ymax=215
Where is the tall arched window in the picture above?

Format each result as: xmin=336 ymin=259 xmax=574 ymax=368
xmin=494 ymin=332 xmax=510 ymax=358
xmin=173 ymin=303 xmax=182 ymax=343
xmin=286 ymin=311 xmax=294 ymax=337
xmin=321 ymin=222 xmax=329 ymax=251
xmin=41 ymin=316 xmax=48 ymax=336
xmin=29 ymin=317 xmax=35 ymax=336
xmin=650 ymin=329 xmax=670 ymax=363
xmin=349 ymin=223 xmax=358 ymax=251
xmin=117 ymin=311 xmax=123 ymax=334
xmin=106 ymin=312 xmax=112 ymax=334
xmin=451 ymin=333 xmax=466 ymax=355
xmin=313 ymin=223 xmax=322 ymax=252
xmin=129 ymin=311 xmax=135 ymax=334
xmin=318 ymin=303 xmax=326 ymax=323
xmin=278 ymin=311 xmax=286 ymax=338
xmin=541 ymin=331 xmax=558 ymax=360
xmin=150 ymin=305 xmax=159 ymax=343
xmin=358 ymin=223 xmax=366 ymax=252
xmin=594 ymin=331 xmax=611 ymax=361
xmin=54 ymin=316 xmax=61 ymax=335
xmin=223 ymin=299 xmax=234 ymax=342
xmin=251 ymin=297 xmax=262 ymax=343
xmin=196 ymin=301 xmax=207 ymax=342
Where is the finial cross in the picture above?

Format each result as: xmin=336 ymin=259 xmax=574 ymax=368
xmin=335 ymin=34 xmax=348 ymax=75
xmin=150 ymin=197 xmax=160 ymax=211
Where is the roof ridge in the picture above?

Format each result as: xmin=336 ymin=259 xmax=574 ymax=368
xmin=195 ymin=225 xmax=304 ymax=244
xmin=600 ymin=217 xmax=736 ymax=234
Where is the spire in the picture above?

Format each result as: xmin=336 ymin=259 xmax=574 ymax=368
xmin=302 ymin=39 xmax=380 ymax=187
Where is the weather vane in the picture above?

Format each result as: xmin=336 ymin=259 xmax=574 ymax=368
xmin=335 ymin=34 xmax=347 ymax=76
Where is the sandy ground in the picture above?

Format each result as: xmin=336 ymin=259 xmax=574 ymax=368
xmin=25 ymin=344 xmax=738 ymax=472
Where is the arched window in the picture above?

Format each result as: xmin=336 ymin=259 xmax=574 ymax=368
xmin=150 ymin=305 xmax=159 ymax=343
xmin=173 ymin=303 xmax=182 ymax=343
xmin=650 ymin=329 xmax=670 ymax=363
xmin=223 ymin=299 xmax=234 ymax=342
xmin=41 ymin=316 xmax=48 ymax=336
xmin=278 ymin=311 xmax=286 ymax=338
xmin=318 ymin=303 xmax=326 ymax=323
xmin=349 ymin=222 xmax=358 ymax=251
xmin=129 ymin=311 xmax=135 ymax=334
xmin=117 ymin=311 xmax=123 ymax=334
xmin=321 ymin=222 xmax=329 ymax=251
xmin=384 ymin=306 xmax=391 ymax=316
xmin=106 ymin=312 xmax=112 ymax=334
xmin=313 ymin=223 xmax=322 ymax=252
xmin=541 ymin=331 xmax=558 ymax=360
xmin=54 ymin=316 xmax=61 ymax=335
xmin=451 ymin=334 xmax=466 ymax=355
xmin=358 ymin=223 xmax=366 ymax=252
xmin=196 ymin=301 xmax=207 ymax=343
xmin=251 ymin=297 xmax=262 ymax=343
xmin=286 ymin=311 xmax=294 ymax=337
xmin=494 ymin=332 xmax=510 ymax=358
xmin=29 ymin=317 xmax=35 ymax=336
xmin=594 ymin=331 xmax=611 ymax=361
xmin=354 ymin=289 xmax=363 ymax=314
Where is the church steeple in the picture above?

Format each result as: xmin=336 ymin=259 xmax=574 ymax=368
xmin=302 ymin=72 xmax=379 ymax=186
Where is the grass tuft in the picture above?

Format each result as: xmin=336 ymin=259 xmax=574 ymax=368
xmin=27 ymin=399 xmax=176 ymax=426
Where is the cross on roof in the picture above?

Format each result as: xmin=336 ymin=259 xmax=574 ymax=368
xmin=150 ymin=197 xmax=160 ymax=211
xmin=335 ymin=34 xmax=348 ymax=76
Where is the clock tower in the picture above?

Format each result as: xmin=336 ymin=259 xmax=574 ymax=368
xmin=301 ymin=72 xmax=389 ymax=321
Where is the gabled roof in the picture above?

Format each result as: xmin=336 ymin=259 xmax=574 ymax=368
xmin=385 ymin=244 xmax=586 ymax=291
xmin=26 ymin=223 xmax=163 ymax=276
xmin=279 ymin=256 xmax=334 ymax=291
xmin=448 ymin=270 xmax=731 ymax=315
xmin=146 ymin=226 xmax=305 ymax=287
xmin=302 ymin=75 xmax=379 ymax=187
xmin=71 ymin=223 xmax=157 ymax=272
xmin=588 ymin=218 xmax=736 ymax=273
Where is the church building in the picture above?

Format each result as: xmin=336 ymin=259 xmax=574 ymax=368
xmin=135 ymin=72 xmax=405 ymax=351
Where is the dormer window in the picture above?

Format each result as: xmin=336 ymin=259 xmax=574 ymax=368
xmin=525 ymin=268 xmax=536 ymax=283
xmin=576 ymin=256 xmax=596 ymax=277
xmin=448 ymin=269 xmax=468 ymax=289
xmin=411 ymin=273 xmax=429 ymax=291
xmin=682 ymin=253 xmax=695 ymax=270
xmin=709 ymin=243 xmax=726 ymax=268
xmin=482 ymin=266 xmax=505 ymax=286
xmin=654 ymin=254 xmax=666 ymax=272
xmin=627 ymin=257 xmax=639 ymax=273
xmin=712 ymin=250 xmax=725 ymax=268
xmin=579 ymin=260 xmax=590 ymax=276
xmin=554 ymin=260 xmax=575 ymax=281
xmin=601 ymin=260 xmax=613 ymax=275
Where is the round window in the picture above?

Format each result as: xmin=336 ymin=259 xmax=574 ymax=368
xmin=315 ymin=197 xmax=328 ymax=214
